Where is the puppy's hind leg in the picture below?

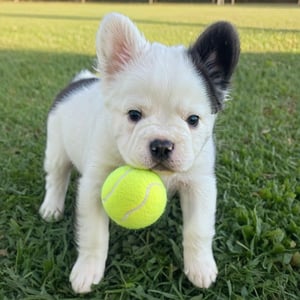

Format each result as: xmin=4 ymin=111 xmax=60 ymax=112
xmin=40 ymin=116 xmax=72 ymax=222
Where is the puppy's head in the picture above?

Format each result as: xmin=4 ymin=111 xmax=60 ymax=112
xmin=97 ymin=13 xmax=240 ymax=173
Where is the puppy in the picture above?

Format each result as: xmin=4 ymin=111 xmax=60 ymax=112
xmin=39 ymin=13 xmax=240 ymax=293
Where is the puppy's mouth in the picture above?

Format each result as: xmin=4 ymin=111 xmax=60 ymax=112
xmin=151 ymin=162 xmax=174 ymax=173
xmin=148 ymin=139 xmax=177 ymax=173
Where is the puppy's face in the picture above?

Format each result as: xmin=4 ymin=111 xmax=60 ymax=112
xmin=97 ymin=14 xmax=239 ymax=173
xmin=104 ymin=45 xmax=215 ymax=172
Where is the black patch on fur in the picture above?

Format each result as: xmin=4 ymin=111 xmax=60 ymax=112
xmin=50 ymin=77 xmax=99 ymax=112
xmin=187 ymin=21 xmax=240 ymax=113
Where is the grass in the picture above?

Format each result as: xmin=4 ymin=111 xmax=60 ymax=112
xmin=0 ymin=2 xmax=299 ymax=299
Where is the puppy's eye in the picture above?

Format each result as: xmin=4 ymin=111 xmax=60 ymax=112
xmin=128 ymin=110 xmax=142 ymax=123
xmin=186 ymin=115 xmax=200 ymax=127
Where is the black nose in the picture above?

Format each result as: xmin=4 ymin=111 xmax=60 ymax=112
xmin=150 ymin=139 xmax=174 ymax=161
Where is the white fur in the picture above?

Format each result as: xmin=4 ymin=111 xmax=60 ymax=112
xmin=40 ymin=13 xmax=218 ymax=293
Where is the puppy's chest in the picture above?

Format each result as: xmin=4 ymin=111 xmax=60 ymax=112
xmin=161 ymin=173 xmax=182 ymax=199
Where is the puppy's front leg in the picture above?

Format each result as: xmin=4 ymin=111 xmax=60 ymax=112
xmin=70 ymin=172 xmax=109 ymax=294
xmin=180 ymin=175 xmax=218 ymax=288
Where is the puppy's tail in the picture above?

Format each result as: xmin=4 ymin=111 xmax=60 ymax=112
xmin=72 ymin=69 xmax=98 ymax=82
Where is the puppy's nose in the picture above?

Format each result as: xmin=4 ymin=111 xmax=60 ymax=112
xmin=150 ymin=139 xmax=174 ymax=161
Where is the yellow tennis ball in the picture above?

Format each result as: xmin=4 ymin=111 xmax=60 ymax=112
xmin=101 ymin=166 xmax=167 ymax=229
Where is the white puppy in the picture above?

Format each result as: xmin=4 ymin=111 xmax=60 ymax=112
xmin=39 ymin=13 xmax=240 ymax=294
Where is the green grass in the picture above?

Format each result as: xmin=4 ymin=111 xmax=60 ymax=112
xmin=0 ymin=2 xmax=299 ymax=299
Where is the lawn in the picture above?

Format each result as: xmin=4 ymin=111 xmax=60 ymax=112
xmin=0 ymin=2 xmax=299 ymax=299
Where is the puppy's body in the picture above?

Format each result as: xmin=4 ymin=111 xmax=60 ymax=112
xmin=40 ymin=13 xmax=239 ymax=293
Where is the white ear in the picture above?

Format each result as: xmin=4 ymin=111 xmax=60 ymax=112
xmin=96 ymin=13 xmax=147 ymax=78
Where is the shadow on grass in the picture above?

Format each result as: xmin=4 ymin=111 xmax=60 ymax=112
xmin=0 ymin=48 xmax=299 ymax=299
xmin=0 ymin=50 xmax=94 ymax=203
xmin=1 ymin=12 xmax=300 ymax=33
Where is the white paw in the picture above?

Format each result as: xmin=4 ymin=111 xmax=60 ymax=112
xmin=70 ymin=255 xmax=105 ymax=294
xmin=184 ymin=251 xmax=218 ymax=288
xmin=39 ymin=200 xmax=64 ymax=222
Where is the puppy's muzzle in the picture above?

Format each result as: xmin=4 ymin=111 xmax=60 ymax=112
xmin=150 ymin=139 xmax=174 ymax=162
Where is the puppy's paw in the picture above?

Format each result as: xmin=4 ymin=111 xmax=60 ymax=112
xmin=39 ymin=200 xmax=64 ymax=222
xmin=184 ymin=250 xmax=218 ymax=288
xmin=70 ymin=255 xmax=105 ymax=294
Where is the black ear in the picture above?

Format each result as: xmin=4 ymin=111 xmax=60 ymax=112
xmin=188 ymin=21 xmax=240 ymax=113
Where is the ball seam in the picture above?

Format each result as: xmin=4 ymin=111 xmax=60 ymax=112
xmin=102 ymin=167 xmax=133 ymax=203
xmin=121 ymin=182 xmax=163 ymax=222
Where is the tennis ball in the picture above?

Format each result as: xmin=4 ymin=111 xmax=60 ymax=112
xmin=101 ymin=166 xmax=167 ymax=229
